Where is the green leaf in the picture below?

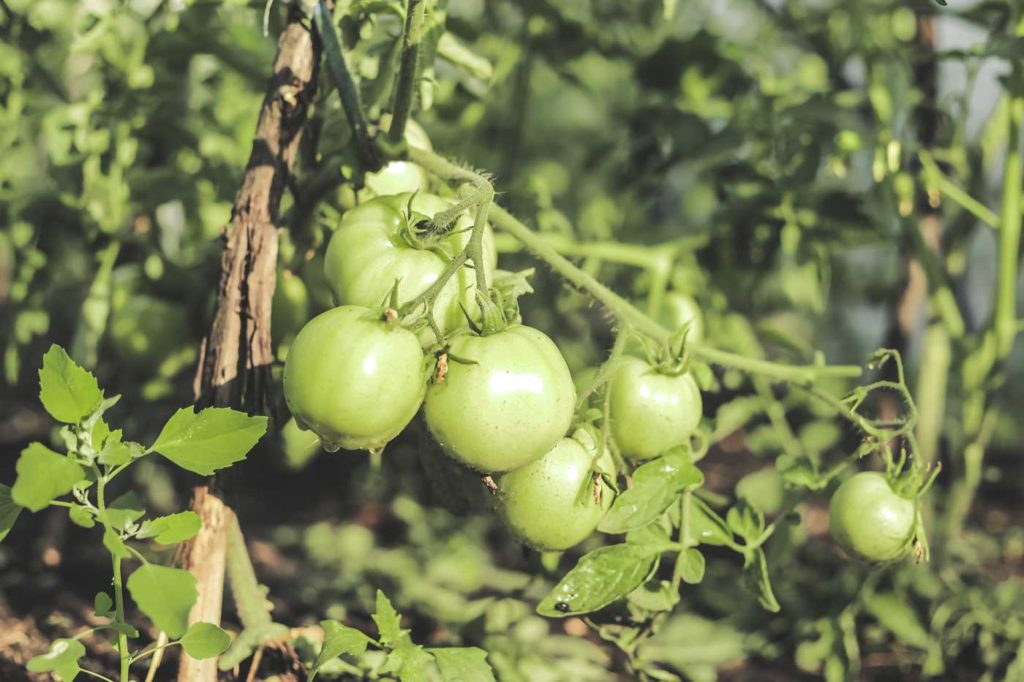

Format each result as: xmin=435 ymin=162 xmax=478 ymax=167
xmin=103 ymin=527 xmax=130 ymax=560
xmin=126 ymin=564 xmax=198 ymax=638
xmin=386 ymin=641 xmax=435 ymax=682
xmin=677 ymin=547 xmax=706 ymax=585
xmin=27 ymin=638 xmax=86 ymax=681
xmin=537 ymin=543 xmax=661 ymax=617
xmin=151 ymin=407 xmax=267 ymax=475
xmin=311 ymin=620 xmax=374 ymax=678
xmin=94 ymin=592 xmax=114 ymax=618
xmin=627 ymin=579 xmax=679 ymax=612
xmin=91 ymin=418 xmax=112 ymax=452
xmin=742 ymin=548 xmax=780 ymax=613
xmin=427 ymin=647 xmax=495 ymax=682
xmin=598 ymin=451 xmax=703 ymax=534
xmin=180 ymin=622 xmax=231 ymax=660
xmin=38 ymin=344 xmax=103 ymax=424
xmin=104 ymin=491 xmax=145 ymax=530
xmin=69 ymin=504 xmax=96 ymax=528
xmin=98 ymin=430 xmax=144 ymax=467
xmin=11 ymin=443 xmax=87 ymax=512
xmin=373 ymin=589 xmax=404 ymax=647
xmin=726 ymin=500 xmax=765 ymax=542
xmin=0 ymin=484 xmax=22 ymax=542
xmin=137 ymin=511 xmax=202 ymax=545
xmin=864 ymin=592 xmax=932 ymax=649
xmin=689 ymin=498 xmax=732 ymax=547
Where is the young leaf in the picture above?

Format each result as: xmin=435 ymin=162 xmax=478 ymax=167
xmin=726 ymin=500 xmax=765 ymax=542
xmin=98 ymin=429 xmax=144 ymax=467
xmin=69 ymin=504 xmax=97 ymax=528
xmin=373 ymin=589 xmax=404 ymax=647
xmin=151 ymin=407 xmax=268 ymax=475
xmin=598 ymin=452 xmax=703 ymax=534
xmin=103 ymin=491 xmax=145 ymax=530
xmin=27 ymin=638 xmax=86 ymax=682
xmin=94 ymin=592 xmax=114 ymax=618
xmin=427 ymin=647 xmax=496 ymax=682
xmin=11 ymin=443 xmax=87 ymax=512
xmin=180 ymin=622 xmax=232 ymax=660
xmin=38 ymin=345 xmax=104 ymax=424
xmin=677 ymin=547 xmax=706 ymax=585
xmin=742 ymin=548 xmax=780 ymax=613
xmin=137 ymin=511 xmax=202 ymax=545
xmin=689 ymin=498 xmax=732 ymax=547
xmin=103 ymin=527 xmax=131 ymax=560
xmin=537 ymin=544 xmax=662 ymax=617
xmin=310 ymin=620 xmax=374 ymax=679
xmin=383 ymin=641 xmax=434 ymax=682
xmin=126 ymin=564 xmax=198 ymax=638
xmin=0 ymin=484 xmax=22 ymax=542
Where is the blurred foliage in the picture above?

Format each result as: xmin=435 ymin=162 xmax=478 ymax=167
xmin=2 ymin=0 xmax=1024 ymax=681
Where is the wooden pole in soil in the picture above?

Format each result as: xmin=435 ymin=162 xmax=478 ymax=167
xmin=179 ymin=5 xmax=324 ymax=681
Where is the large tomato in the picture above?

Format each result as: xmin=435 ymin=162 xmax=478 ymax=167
xmin=608 ymin=357 xmax=702 ymax=460
xmin=495 ymin=435 xmax=614 ymax=551
xmin=828 ymin=471 xmax=916 ymax=562
xmin=324 ymin=193 xmax=497 ymax=337
xmin=424 ymin=324 xmax=576 ymax=472
xmin=283 ymin=305 xmax=427 ymax=452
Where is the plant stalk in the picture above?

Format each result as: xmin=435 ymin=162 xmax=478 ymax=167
xmin=388 ymin=0 xmax=427 ymax=146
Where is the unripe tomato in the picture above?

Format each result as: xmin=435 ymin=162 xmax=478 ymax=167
xmin=109 ymin=294 xmax=190 ymax=369
xmin=828 ymin=471 xmax=916 ymax=562
xmin=495 ymin=437 xmax=613 ymax=551
xmin=283 ymin=305 xmax=427 ymax=452
xmin=271 ymin=269 xmax=310 ymax=346
xmin=324 ymin=193 xmax=496 ymax=337
xmin=661 ymin=292 xmax=704 ymax=345
xmin=424 ymin=325 xmax=576 ymax=472
xmin=363 ymin=118 xmax=432 ymax=197
xmin=608 ymin=357 xmax=702 ymax=460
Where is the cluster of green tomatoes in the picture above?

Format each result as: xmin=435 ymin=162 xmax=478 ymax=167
xmin=281 ymin=189 xmax=707 ymax=552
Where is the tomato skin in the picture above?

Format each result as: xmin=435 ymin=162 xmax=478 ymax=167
xmin=495 ymin=437 xmax=613 ymax=551
xmin=828 ymin=472 xmax=916 ymax=562
xmin=424 ymin=325 xmax=576 ymax=472
xmin=109 ymin=294 xmax=189 ymax=369
xmin=608 ymin=357 xmax=702 ymax=460
xmin=324 ymin=193 xmax=496 ymax=337
xmin=283 ymin=305 xmax=427 ymax=452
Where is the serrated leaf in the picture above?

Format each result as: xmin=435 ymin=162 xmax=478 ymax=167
xmin=0 ymin=484 xmax=22 ymax=542
xmin=598 ymin=451 xmax=703 ymax=534
xmin=98 ymin=430 xmax=144 ymax=466
xmin=151 ymin=407 xmax=267 ymax=475
xmin=11 ymin=443 xmax=87 ymax=512
xmin=180 ymin=622 xmax=231 ymax=660
xmin=137 ymin=511 xmax=201 ymax=545
xmin=537 ymin=543 xmax=661 ymax=617
xmin=94 ymin=592 xmax=114 ymax=617
xmin=27 ymin=638 xmax=86 ymax=681
xmin=126 ymin=564 xmax=198 ymax=638
xmin=91 ymin=419 xmax=112 ymax=452
xmin=104 ymin=491 xmax=145 ymax=530
xmin=742 ymin=548 xmax=780 ymax=612
xmin=386 ymin=641 xmax=434 ymax=682
xmin=38 ymin=345 xmax=103 ymax=424
xmin=427 ymin=647 xmax=495 ymax=682
xmin=311 ymin=620 xmax=374 ymax=678
xmin=373 ymin=590 xmax=403 ymax=647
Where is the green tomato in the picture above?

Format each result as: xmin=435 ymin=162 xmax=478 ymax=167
xmin=272 ymin=269 xmax=310 ymax=346
xmin=495 ymin=437 xmax=613 ymax=551
xmin=362 ymin=118 xmax=433 ymax=197
xmin=828 ymin=472 xmax=916 ymax=562
xmin=283 ymin=305 xmax=427 ymax=452
xmin=324 ymin=193 xmax=497 ymax=337
xmin=109 ymin=294 xmax=190 ymax=369
xmin=424 ymin=325 xmax=576 ymax=472
xmin=661 ymin=292 xmax=704 ymax=345
xmin=608 ymin=357 xmax=702 ymax=460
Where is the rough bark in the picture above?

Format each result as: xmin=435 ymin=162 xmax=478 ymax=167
xmin=193 ymin=4 xmax=321 ymax=412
